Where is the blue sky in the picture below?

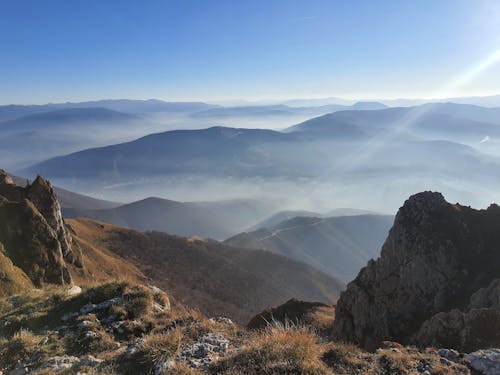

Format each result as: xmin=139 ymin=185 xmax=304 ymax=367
xmin=1 ymin=0 xmax=500 ymax=104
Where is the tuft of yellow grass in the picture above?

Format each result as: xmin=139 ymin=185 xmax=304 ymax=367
xmin=123 ymin=328 xmax=184 ymax=374
xmin=213 ymin=324 xmax=332 ymax=374
xmin=0 ymin=328 xmax=40 ymax=367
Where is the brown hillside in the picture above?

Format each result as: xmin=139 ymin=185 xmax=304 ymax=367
xmin=67 ymin=218 xmax=344 ymax=323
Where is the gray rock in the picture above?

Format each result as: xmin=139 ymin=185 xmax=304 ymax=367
xmin=96 ymin=297 xmax=120 ymax=310
xmin=79 ymin=355 xmax=103 ymax=367
xmin=465 ymin=349 xmax=500 ymax=375
xmin=332 ymin=192 xmax=500 ymax=351
xmin=61 ymin=312 xmax=79 ymax=321
xmin=80 ymin=303 xmax=96 ymax=315
xmin=154 ymin=360 xmax=175 ymax=375
xmin=178 ymin=333 xmax=229 ymax=369
xmin=209 ymin=317 xmax=234 ymax=325
xmin=32 ymin=355 xmax=79 ymax=373
xmin=437 ymin=348 xmax=460 ymax=363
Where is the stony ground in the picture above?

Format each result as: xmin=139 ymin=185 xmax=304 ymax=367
xmin=0 ymin=281 xmax=496 ymax=374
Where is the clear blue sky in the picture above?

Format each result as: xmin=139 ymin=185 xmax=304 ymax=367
xmin=1 ymin=0 xmax=500 ymax=104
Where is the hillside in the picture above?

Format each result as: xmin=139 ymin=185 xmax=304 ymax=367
xmin=0 ymin=170 xmax=343 ymax=323
xmin=68 ymin=218 xmax=344 ymax=323
xmin=226 ymin=214 xmax=394 ymax=282
xmin=0 ymin=170 xmax=496 ymax=373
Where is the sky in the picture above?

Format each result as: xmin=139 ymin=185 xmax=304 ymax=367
xmin=1 ymin=0 xmax=500 ymax=104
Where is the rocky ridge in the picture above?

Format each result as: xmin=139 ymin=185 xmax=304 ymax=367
xmin=333 ymin=191 xmax=500 ymax=351
xmin=0 ymin=169 xmax=82 ymax=286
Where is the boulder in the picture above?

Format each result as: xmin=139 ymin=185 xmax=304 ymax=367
xmin=465 ymin=349 xmax=500 ymax=375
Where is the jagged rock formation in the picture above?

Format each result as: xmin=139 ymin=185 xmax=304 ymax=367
xmin=332 ymin=191 xmax=500 ymax=351
xmin=0 ymin=169 xmax=82 ymax=286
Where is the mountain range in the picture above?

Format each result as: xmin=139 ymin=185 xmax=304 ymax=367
xmin=17 ymin=101 xmax=500 ymax=211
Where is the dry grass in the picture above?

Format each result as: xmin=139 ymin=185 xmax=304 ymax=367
xmin=322 ymin=341 xmax=470 ymax=375
xmin=123 ymin=328 xmax=184 ymax=375
xmin=121 ymin=284 xmax=153 ymax=319
xmin=213 ymin=324 xmax=332 ymax=375
xmin=0 ymin=329 xmax=40 ymax=367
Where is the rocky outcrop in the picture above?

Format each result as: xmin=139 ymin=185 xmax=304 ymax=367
xmin=414 ymin=278 xmax=500 ymax=351
xmin=0 ymin=170 xmax=82 ymax=286
xmin=247 ymin=298 xmax=329 ymax=330
xmin=332 ymin=191 xmax=500 ymax=351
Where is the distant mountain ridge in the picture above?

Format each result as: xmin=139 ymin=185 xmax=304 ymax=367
xmin=65 ymin=196 xmax=277 ymax=240
xmin=225 ymin=214 xmax=394 ymax=282
xmin=0 ymin=99 xmax=218 ymax=121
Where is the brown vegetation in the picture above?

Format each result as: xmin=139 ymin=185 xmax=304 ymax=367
xmin=67 ymin=217 xmax=342 ymax=323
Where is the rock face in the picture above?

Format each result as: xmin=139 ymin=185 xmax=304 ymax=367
xmin=332 ymin=191 xmax=500 ymax=351
xmin=0 ymin=170 xmax=82 ymax=286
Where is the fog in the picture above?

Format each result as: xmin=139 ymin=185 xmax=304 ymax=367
xmin=5 ymin=102 xmax=500 ymax=219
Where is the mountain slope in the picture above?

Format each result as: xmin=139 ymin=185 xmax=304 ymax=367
xmin=225 ymin=214 xmax=393 ymax=282
xmin=68 ymin=218 xmax=344 ymax=323
xmin=0 ymin=170 xmax=343 ymax=323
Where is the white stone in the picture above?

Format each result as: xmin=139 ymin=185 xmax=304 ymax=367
xmin=66 ymin=285 xmax=82 ymax=296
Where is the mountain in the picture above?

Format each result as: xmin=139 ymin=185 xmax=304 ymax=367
xmin=0 ymin=107 xmax=139 ymax=133
xmin=0 ymin=107 xmax=145 ymax=169
xmin=0 ymin=100 xmax=217 ymax=121
xmin=326 ymin=208 xmax=381 ymax=216
xmin=49 ymin=99 xmax=217 ymax=114
xmin=225 ymin=214 xmax=394 ymax=282
xmin=333 ymin=192 xmax=500 ymax=352
xmin=287 ymin=104 xmax=500 ymax=142
xmin=191 ymin=102 xmax=387 ymax=119
xmin=65 ymin=196 xmax=277 ymax=240
xmin=350 ymin=101 xmax=387 ymax=110
xmin=248 ymin=210 xmax=323 ymax=230
xmin=68 ymin=217 xmax=344 ymax=323
xmin=21 ymin=126 xmax=307 ymax=182
xmin=247 ymin=298 xmax=335 ymax=333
